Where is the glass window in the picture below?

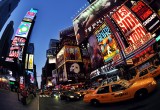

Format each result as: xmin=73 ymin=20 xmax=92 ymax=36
xmin=148 ymin=66 xmax=157 ymax=72
xmin=111 ymin=84 xmax=126 ymax=92
xmin=139 ymin=69 xmax=148 ymax=77
xmin=97 ymin=86 xmax=109 ymax=94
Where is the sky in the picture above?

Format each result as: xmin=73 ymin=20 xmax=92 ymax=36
xmin=0 ymin=0 xmax=89 ymax=88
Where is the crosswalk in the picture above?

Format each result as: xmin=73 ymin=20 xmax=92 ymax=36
xmin=39 ymin=95 xmax=51 ymax=98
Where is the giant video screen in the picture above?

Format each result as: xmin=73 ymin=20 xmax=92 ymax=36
xmin=15 ymin=21 xmax=32 ymax=38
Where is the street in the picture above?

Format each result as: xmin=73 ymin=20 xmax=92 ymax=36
xmin=1 ymin=78 xmax=160 ymax=110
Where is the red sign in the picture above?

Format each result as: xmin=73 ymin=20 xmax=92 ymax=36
xmin=111 ymin=5 xmax=153 ymax=55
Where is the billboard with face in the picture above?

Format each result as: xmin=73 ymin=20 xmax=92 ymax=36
xmin=15 ymin=22 xmax=32 ymax=38
xmin=87 ymin=35 xmax=104 ymax=70
xmin=73 ymin=0 xmax=123 ymax=45
xmin=64 ymin=46 xmax=82 ymax=61
xmin=66 ymin=62 xmax=84 ymax=83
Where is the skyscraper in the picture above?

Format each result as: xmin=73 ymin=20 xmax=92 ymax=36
xmin=0 ymin=0 xmax=20 ymax=31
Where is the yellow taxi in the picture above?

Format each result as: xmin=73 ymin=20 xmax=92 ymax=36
xmin=129 ymin=65 xmax=160 ymax=82
xmin=83 ymin=77 xmax=157 ymax=105
xmin=75 ymin=89 xmax=95 ymax=98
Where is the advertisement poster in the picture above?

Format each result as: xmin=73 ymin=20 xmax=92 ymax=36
xmin=73 ymin=0 xmax=123 ymax=44
xmin=26 ymin=70 xmax=34 ymax=84
xmin=125 ymin=0 xmax=160 ymax=33
xmin=57 ymin=65 xmax=67 ymax=82
xmin=64 ymin=46 xmax=82 ymax=61
xmin=66 ymin=62 xmax=84 ymax=83
xmin=111 ymin=5 xmax=153 ymax=55
xmin=24 ymin=8 xmax=38 ymax=20
xmin=94 ymin=22 xmax=120 ymax=63
xmin=15 ymin=22 xmax=31 ymax=38
xmin=88 ymin=35 xmax=104 ymax=70
xmin=28 ymin=54 xmax=34 ymax=69
xmin=57 ymin=47 xmax=64 ymax=68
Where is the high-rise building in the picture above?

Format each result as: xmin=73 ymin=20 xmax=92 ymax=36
xmin=0 ymin=0 xmax=20 ymax=31
xmin=0 ymin=21 xmax=14 ymax=61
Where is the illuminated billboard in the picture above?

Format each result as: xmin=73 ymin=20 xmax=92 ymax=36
xmin=87 ymin=35 xmax=104 ymax=70
xmin=125 ymin=0 xmax=160 ymax=33
xmin=73 ymin=0 xmax=123 ymax=44
xmin=24 ymin=8 xmax=38 ymax=20
xmin=111 ymin=5 xmax=153 ymax=55
xmin=15 ymin=22 xmax=32 ymax=38
xmin=25 ymin=54 xmax=28 ymax=69
xmin=94 ymin=22 xmax=121 ymax=63
xmin=64 ymin=46 xmax=82 ymax=61
xmin=28 ymin=54 xmax=34 ymax=69
xmin=26 ymin=70 xmax=35 ymax=84
xmin=57 ymin=47 xmax=65 ymax=68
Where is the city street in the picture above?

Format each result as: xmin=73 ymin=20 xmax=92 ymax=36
xmin=0 ymin=89 xmax=38 ymax=110
xmin=39 ymin=78 xmax=160 ymax=110
xmin=1 ymin=77 xmax=160 ymax=110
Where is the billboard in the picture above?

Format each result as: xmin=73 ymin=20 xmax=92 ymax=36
xmin=64 ymin=46 xmax=82 ymax=61
xmin=111 ymin=5 xmax=153 ymax=55
xmin=125 ymin=0 xmax=160 ymax=33
xmin=66 ymin=62 xmax=84 ymax=83
xmin=28 ymin=54 xmax=34 ymax=69
xmin=73 ymin=0 xmax=123 ymax=44
xmin=26 ymin=70 xmax=35 ymax=84
xmin=25 ymin=54 xmax=28 ymax=69
xmin=94 ymin=22 xmax=121 ymax=63
xmin=57 ymin=65 xmax=66 ymax=82
xmin=87 ymin=35 xmax=104 ymax=70
xmin=23 ymin=8 xmax=38 ymax=22
xmin=56 ymin=47 xmax=64 ymax=68
xmin=15 ymin=21 xmax=32 ymax=38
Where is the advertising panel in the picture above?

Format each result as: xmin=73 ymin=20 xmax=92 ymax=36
xmin=19 ymin=76 xmax=25 ymax=89
xmin=24 ymin=8 xmax=38 ymax=22
xmin=111 ymin=5 xmax=153 ymax=55
xmin=28 ymin=54 xmax=34 ymax=69
xmin=64 ymin=46 xmax=82 ymax=61
xmin=25 ymin=54 xmax=28 ymax=69
xmin=66 ymin=62 xmax=84 ymax=83
xmin=87 ymin=35 xmax=104 ymax=70
xmin=26 ymin=70 xmax=35 ymax=84
xmin=125 ymin=0 xmax=160 ymax=33
xmin=15 ymin=22 xmax=32 ymax=38
xmin=57 ymin=65 xmax=66 ymax=82
xmin=57 ymin=47 xmax=64 ymax=68
xmin=73 ymin=0 xmax=123 ymax=45
xmin=94 ymin=22 xmax=121 ymax=63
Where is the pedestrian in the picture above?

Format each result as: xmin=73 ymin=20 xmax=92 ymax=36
xmin=17 ymin=87 xmax=20 ymax=101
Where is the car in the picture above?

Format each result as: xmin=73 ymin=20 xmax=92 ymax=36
xmin=59 ymin=91 xmax=81 ymax=101
xmin=128 ymin=65 xmax=160 ymax=82
xmin=75 ymin=89 xmax=95 ymax=98
xmin=83 ymin=77 xmax=157 ymax=105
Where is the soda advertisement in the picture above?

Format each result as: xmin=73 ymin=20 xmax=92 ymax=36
xmin=64 ymin=46 xmax=82 ymax=61
xmin=15 ymin=21 xmax=32 ymax=38
xmin=73 ymin=0 xmax=123 ymax=45
xmin=94 ymin=22 xmax=121 ymax=63
xmin=87 ymin=35 xmax=104 ymax=70
xmin=111 ymin=5 xmax=154 ymax=55
xmin=66 ymin=62 xmax=84 ymax=83
xmin=125 ymin=0 xmax=160 ymax=33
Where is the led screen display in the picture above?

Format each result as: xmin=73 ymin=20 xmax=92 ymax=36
xmin=24 ymin=8 xmax=38 ymax=22
xmin=15 ymin=22 xmax=31 ymax=38
xmin=111 ymin=5 xmax=153 ymax=55
xmin=26 ymin=70 xmax=35 ymax=84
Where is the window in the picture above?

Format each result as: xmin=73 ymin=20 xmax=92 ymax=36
xmin=139 ymin=69 xmax=148 ymax=77
xmin=97 ymin=86 xmax=109 ymax=94
xmin=148 ymin=66 xmax=157 ymax=72
xmin=111 ymin=84 xmax=126 ymax=92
